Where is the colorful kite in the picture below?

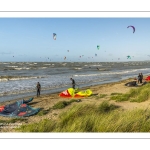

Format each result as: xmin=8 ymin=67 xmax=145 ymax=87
xmin=127 ymin=25 xmax=135 ymax=33
xmin=53 ymin=33 xmax=57 ymax=40
xmin=127 ymin=55 xmax=131 ymax=59
xmin=97 ymin=45 xmax=100 ymax=50
xmin=59 ymin=88 xmax=92 ymax=98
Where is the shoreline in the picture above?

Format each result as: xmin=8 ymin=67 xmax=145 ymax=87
xmin=0 ymin=75 xmax=136 ymax=103
xmin=0 ymin=76 xmax=149 ymax=132
xmin=0 ymin=77 xmax=134 ymax=105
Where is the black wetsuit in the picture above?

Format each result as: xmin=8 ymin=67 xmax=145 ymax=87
xmin=141 ymin=74 xmax=143 ymax=83
xmin=138 ymin=74 xmax=142 ymax=83
xmin=71 ymin=79 xmax=75 ymax=89
xmin=37 ymin=83 xmax=41 ymax=97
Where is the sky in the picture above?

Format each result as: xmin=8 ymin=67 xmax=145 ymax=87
xmin=0 ymin=18 xmax=150 ymax=62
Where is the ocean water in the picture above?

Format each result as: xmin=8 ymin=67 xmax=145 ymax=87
xmin=0 ymin=61 xmax=150 ymax=102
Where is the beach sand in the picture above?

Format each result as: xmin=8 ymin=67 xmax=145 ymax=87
xmin=0 ymin=77 xmax=150 ymax=132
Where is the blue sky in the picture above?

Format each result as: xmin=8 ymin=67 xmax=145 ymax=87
xmin=0 ymin=18 xmax=150 ymax=62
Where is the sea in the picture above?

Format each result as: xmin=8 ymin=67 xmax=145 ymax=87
xmin=0 ymin=61 xmax=150 ymax=102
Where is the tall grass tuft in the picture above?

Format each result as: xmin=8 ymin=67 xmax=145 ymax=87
xmin=53 ymin=99 xmax=81 ymax=109
xmin=37 ymin=108 xmax=51 ymax=116
xmin=97 ymin=101 xmax=119 ymax=113
xmin=110 ymin=83 xmax=150 ymax=102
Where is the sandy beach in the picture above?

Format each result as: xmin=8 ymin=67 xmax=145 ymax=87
xmin=0 ymin=77 xmax=150 ymax=132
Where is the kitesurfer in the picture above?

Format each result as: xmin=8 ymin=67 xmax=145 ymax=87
xmin=70 ymin=78 xmax=76 ymax=89
xmin=36 ymin=82 xmax=41 ymax=97
xmin=140 ymin=73 xmax=143 ymax=83
xmin=138 ymin=73 xmax=142 ymax=84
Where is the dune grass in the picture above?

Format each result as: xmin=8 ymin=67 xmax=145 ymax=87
xmin=37 ymin=108 xmax=51 ymax=116
xmin=16 ymin=101 xmax=150 ymax=132
xmin=110 ymin=83 xmax=150 ymax=102
xmin=94 ymin=94 xmax=107 ymax=100
xmin=52 ymin=99 xmax=81 ymax=109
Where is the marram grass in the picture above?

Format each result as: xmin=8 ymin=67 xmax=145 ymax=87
xmin=110 ymin=83 xmax=150 ymax=102
xmin=16 ymin=101 xmax=150 ymax=132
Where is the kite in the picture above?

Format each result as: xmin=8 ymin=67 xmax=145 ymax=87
xmin=95 ymin=54 xmax=97 ymax=56
xmin=127 ymin=25 xmax=135 ymax=33
xmin=127 ymin=55 xmax=131 ymax=59
xmin=97 ymin=45 xmax=100 ymax=50
xmin=67 ymin=50 xmax=69 ymax=52
xmin=53 ymin=33 xmax=57 ymax=40
xmin=64 ymin=56 xmax=66 ymax=60
xmin=0 ymin=98 xmax=40 ymax=117
xmin=59 ymin=88 xmax=92 ymax=98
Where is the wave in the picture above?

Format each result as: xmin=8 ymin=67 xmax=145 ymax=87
xmin=0 ymin=76 xmax=44 ymax=82
xmin=7 ymin=66 xmax=18 ymax=68
xmin=74 ymin=68 xmax=82 ymax=70
xmin=74 ymin=74 xmax=100 ymax=77
xmin=89 ymin=65 xmax=102 ymax=66
xmin=14 ymin=67 xmax=30 ymax=70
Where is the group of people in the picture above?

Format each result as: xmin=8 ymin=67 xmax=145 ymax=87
xmin=36 ymin=78 xmax=76 ymax=97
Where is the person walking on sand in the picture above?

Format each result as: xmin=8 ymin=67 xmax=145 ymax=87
xmin=70 ymin=78 xmax=76 ymax=89
xmin=36 ymin=82 xmax=41 ymax=97
xmin=140 ymin=73 xmax=143 ymax=83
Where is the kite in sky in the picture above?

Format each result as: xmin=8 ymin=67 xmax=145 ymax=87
xmin=127 ymin=55 xmax=131 ymax=59
xmin=64 ymin=56 xmax=66 ymax=60
xmin=127 ymin=25 xmax=135 ymax=33
xmin=53 ymin=33 xmax=57 ymax=40
xmin=95 ymin=54 xmax=97 ymax=56
xmin=67 ymin=50 xmax=69 ymax=52
xmin=97 ymin=45 xmax=100 ymax=50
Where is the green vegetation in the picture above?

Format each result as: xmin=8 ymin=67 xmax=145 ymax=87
xmin=0 ymin=118 xmax=26 ymax=124
xmin=97 ymin=101 xmax=119 ymax=113
xmin=110 ymin=83 xmax=150 ymax=102
xmin=37 ymin=108 xmax=51 ymax=116
xmin=95 ymin=94 xmax=107 ymax=100
xmin=53 ymin=99 xmax=81 ymax=109
xmin=16 ymin=100 xmax=150 ymax=132
xmin=99 ymin=94 xmax=107 ymax=98
xmin=111 ymin=93 xmax=123 ymax=95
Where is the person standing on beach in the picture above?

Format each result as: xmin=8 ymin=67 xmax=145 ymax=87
xmin=140 ymin=73 xmax=143 ymax=83
xmin=70 ymin=78 xmax=76 ymax=89
xmin=36 ymin=82 xmax=41 ymax=97
xmin=138 ymin=73 xmax=142 ymax=84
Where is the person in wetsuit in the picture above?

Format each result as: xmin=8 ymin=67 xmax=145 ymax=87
xmin=36 ymin=82 xmax=41 ymax=97
xmin=138 ymin=73 xmax=142 ymax=84
xmin=70 ymin=78 xmax=76 ymax=89
xmin=140 ymin=73 xmax=143 ymax=83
